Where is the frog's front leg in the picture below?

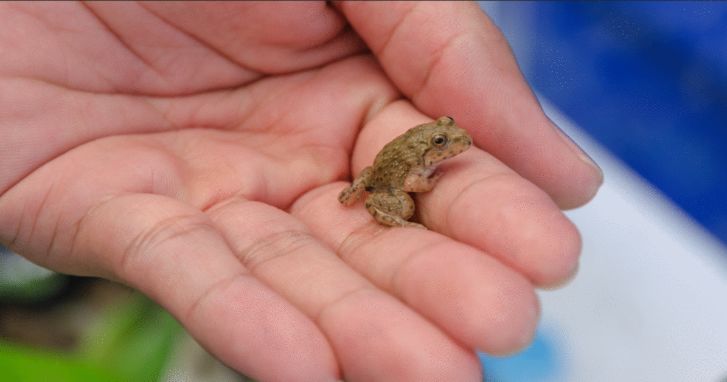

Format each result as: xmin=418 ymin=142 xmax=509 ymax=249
xmin=403 ymin=170 xmax=442 ymax=193
xmin=339 ymin=167 xmax=373 ymax=206
xmin=365 ymin=190 xmax=426 ymax=229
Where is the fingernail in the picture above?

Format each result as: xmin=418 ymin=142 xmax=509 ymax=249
xmin=552 ymin=119 xmax=604 ymax=186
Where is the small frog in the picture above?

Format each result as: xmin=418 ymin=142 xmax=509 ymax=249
xmin=338 ymin=116 xmax=472 ymax=228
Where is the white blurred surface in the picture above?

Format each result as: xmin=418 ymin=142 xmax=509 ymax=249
xmin=538 ymin=99 xmax=727 ymax=382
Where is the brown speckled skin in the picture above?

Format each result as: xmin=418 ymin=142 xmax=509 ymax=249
xmin=338 ymin=116 xmax=472 ymax=228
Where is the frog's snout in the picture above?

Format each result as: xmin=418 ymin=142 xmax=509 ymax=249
xmin=455 ymin=134 xmax=473 ymax=148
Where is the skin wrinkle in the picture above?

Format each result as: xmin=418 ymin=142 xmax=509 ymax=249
xmin=2 ymin=4 xmax=75 ymax=89
xmin=249 ymin=138 xmax=291 ymax=205
xmin=442 ymin=171 xmax=518 ymax=234
xmin=197 ymin=184 xmax=253 ymax=214
xmin=5 ymin=198 xmax=25 ymax=252
xmin=335 ymin=222 xmax=389 ymax=261
xmin=250 ymin=71 xmax=322 ymax=134
xmin=201 ymin=194 xmax=251 ymax=216
xmin=140 ymin=3 xmax=359 ymax=78
xmin=138 ymin=2 xmax=263 ymax=84
xmin=289 ymin=23 xmax=354 ymax=53
xmin=144 ymin=92 xmax=199 ymax=132
xmin=210 ymin=89 xmax=260 ymax=132
xmin=63 ymin=191 xmax=128 ymax=280
xmin=25 ymin=178 xmax=54 ymax=255
xmin=348 ymin=2 xmax=470 ymax=102
xmin=312 ymin=284 xmax=377 ymax=327
xmin=82 ymin=2 xmax=165 ymax=80
xmin=348 ymin=99 xmax=406 ymax=175
xmin=1 ymin=81 xmax=175 ymax=196
xmin=275 ymin=55 xmax=393 ymax=138
xmin=10 ymin=3 xmax=92 ymax=35
xmin=234 ymin=229 xmax=316 ymax=273
xmin=45 ymin=195 xmax=64 ymax=266
xmin=64 ymin=7 xmax=132 ymax=94
xmin=411 ymin=31 xmax=470 ymax=104
xmin=280 ymin=143 xmax=349 ymax=208
xmin=323 ymin=57 xmax=403 ymax=162
xmin=116 ymin=211 xmax=218 ymax=279
xmin=182 ymin=273 xmax=250 ymax=324
xmin=204 ymin=197 xmax=319 ymax=274
xmin=53 ymin=138 xmax=190 ymax=274
xmin=388 ymin=238 xmax=452 ymax=298
xmin=268 ymin=3 xmax=346 ymax=50
xmin=368 ymin=2 xmax=417 ymax=57
xmin=298 ymin=54 xmax=386 ymax=134
xmin=165 ymin=66 xmax=316 ymax=135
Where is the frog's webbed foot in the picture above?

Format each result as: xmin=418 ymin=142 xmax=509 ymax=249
xmin=339 ymin=167 xmax=373 ymax=206
xmin=402 ymin=221 xmax=427 ymax=229
xmin=368 ymin=207 xmax=427 ymax=229
xmin=365 ymin=190 xmax=427 ymax=229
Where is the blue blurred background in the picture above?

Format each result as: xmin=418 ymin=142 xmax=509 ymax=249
xmin=492 ymin=1 xmax=727 ymax=246
xmin=479 ymin=2 xmax=727 ymax=381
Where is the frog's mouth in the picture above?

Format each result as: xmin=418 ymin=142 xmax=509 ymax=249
xmin=423 ymin=148 xmax=447 ymax=167
xmin=424 ymin=147 xmax=468 ymax=167
xmin=423 ymin=134 xmax=472 ymax=167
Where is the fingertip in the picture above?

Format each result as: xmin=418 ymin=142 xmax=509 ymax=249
xmin=434 ymin=168 xmax=583 ymax=288
xmin=528 ymin=211 xmax=583 ymax=288
xmin=478 ymin=275 xmax=540 ymax=355
xmin=496 ymin=184 xmax=583 ymax=287
xmin=550 ymin=122 xmax=604 ymax=209
xmin=397 ymin=248 xmax=540 ymax=355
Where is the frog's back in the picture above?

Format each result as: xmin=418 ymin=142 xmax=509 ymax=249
xmin=366 ymin=128 xmax=429 ymax=190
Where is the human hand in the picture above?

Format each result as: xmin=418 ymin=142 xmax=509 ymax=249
xmin=0 ymin=2 xmax=602 ymax=380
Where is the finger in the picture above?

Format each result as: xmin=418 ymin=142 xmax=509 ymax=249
xmin=206 ymin=197 xmax=481 ymax=381
xmin=72 ymin=193 xmax=339 ymax=381
xmin=1 ymin=2 xmax=364 ymax=95
xmin=141 ymin=1 xmax=366 ymax=77
xmin=292 ymin=182 xmax=539 ymax=355
xmin=339 ymin=1 xmax=603 ymax=208
xmin=351 ymin=101 xmax=581 ymax=288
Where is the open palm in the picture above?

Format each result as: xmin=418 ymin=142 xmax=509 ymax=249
xmin=0 ymin=2 xmax=602 ymax=381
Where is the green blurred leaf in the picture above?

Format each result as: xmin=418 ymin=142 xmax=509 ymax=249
xmin=0 ymin=248 xmax=66 ymax=302
xmin=79 ymin=293 xmax=183 ymax=382
xmin=0 ymin=341 xmax=121 ymax=382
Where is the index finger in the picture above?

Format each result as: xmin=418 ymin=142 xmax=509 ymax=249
xmin=339 ymin=1 xmax=603 ymax=208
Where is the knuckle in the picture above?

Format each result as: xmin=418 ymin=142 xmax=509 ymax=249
xmin=237 ymin=229 xmax=315 ymax=271
xmin=119 ymin=212 xmax=216 ymax=275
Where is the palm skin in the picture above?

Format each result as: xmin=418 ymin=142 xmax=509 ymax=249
xmin=0 ymin=2 xmax=602 ymax=381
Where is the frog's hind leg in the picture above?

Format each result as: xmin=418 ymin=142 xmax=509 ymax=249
xmin=365 ymin=189 xmax=426 ymax=229
xmin=338 ymin=167 xmax=373 ymax=206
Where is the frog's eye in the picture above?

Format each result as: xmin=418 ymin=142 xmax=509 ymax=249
xmin=432 ymin=134 xmax=448 ymax=147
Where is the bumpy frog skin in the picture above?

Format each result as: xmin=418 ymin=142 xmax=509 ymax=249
xmin=338 ymin=116 xmax=472 ymax=229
